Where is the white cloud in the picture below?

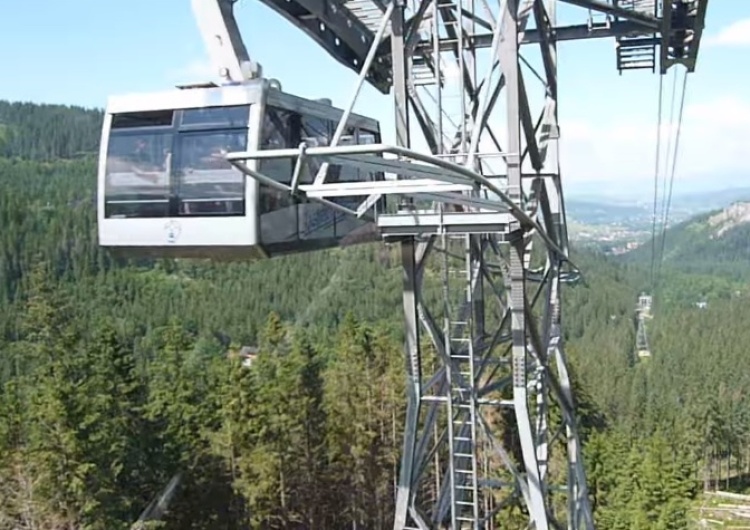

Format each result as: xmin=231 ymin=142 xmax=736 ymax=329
xmin=557 ymin=94 xmax=750 ymax=191
xmin=704 ymin=18 xmax=750 ymax=47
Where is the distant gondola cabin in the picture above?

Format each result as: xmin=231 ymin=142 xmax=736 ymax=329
xmin=97 ymin=79 xmax=384 ymax=259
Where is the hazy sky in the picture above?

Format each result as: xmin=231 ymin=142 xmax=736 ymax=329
xmin=0 ymin=1 xmax=746 ymax=196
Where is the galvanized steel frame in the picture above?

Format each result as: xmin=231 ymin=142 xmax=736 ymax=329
xmin=226 ymin=0 xmax=709 ymax=528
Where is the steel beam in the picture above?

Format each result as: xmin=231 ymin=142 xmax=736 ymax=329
xmin=221 ymin=1 xmax=710 ymax=528
xmin=557 ymin=0 xmax=659 ymax=29
xmin=378 ymin=211 xmax=511 ymax=236
xmin=256 ymin=0 xmax=707 ymax=94
xmin=257 ymin=0 xmax=393 ymax=92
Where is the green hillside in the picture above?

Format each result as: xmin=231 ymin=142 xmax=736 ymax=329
xmin=623 ymin=203 xmax=750 ymax=283
xmin=0 ymin=100 xmax=102 ymax=160
xmin=0 ymin=102 xmax=749 ymax=528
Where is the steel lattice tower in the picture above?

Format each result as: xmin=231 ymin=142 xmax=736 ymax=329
xmin=226 ymin=0 xmax=709 ymax=527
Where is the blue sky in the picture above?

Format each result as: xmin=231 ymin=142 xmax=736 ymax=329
xmin=0 ymin=0 xmax=747 ymax=196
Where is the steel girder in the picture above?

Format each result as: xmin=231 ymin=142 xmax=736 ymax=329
xmin=254 ymin=0 xmax=708 ymax=94
xmin=226 ymin=0 xmax=709 ymax=528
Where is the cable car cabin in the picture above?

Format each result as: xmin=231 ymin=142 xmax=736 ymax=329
xmin=98 ymin=79 xmax=384 ymax=260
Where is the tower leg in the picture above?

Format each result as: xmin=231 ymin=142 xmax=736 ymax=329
xmin=389 ymin=0 xmax=596 ymax=526
xmin=394 ymin=238 xmax=424 ymax=530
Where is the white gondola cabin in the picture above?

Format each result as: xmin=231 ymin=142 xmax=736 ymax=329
xmin=98 ymin=79 xmax=384 ymax=259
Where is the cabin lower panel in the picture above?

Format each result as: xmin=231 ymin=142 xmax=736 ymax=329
xmin=99 ymin=216 xmax=258 ymax=258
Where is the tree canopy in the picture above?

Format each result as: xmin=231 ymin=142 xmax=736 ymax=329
xmin=1 ymin=100 xmax=748 ymax=528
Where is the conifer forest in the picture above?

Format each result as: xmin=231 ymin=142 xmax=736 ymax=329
xmin=2 ymin=100 xmax=750 ymax=529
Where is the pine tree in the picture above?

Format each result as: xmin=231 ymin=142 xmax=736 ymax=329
xmin=18 ymin=260 xmax=93 ymax=527
xmin=324 ymin=313 xmax=400 ymax=528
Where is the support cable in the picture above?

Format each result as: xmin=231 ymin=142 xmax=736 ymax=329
xmin=656 ymin=67 xmax=688 ymax=288
xmin=649 ymin=73 xmax=664 ymax=292
xmin=657 ymin=69 xmax=678 ymax=242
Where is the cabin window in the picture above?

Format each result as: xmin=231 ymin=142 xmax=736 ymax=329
xmin=327 ymin=127 xmax=377 ymax=237
xmin=105 ymin=105 xmax=251 ymax=219
xmin=359 ymin=129 xmax=378 ymax=145
xmin=259 ymin=186 xmax=298 ymax=244
xmin=258 ymin=106 xmax=382 ymax=247
xmin=104 ymin=132 xmax=172 ymax=218
xmin=181 ymin=105 xmax=250 ymax=129
xmin=111 ymin=110 xmax=174 ymax=129
xmin=325 ymin=126 xmax=358 ymax=184
xmin=259 ymin=107 xmax=299 ymax=243
xmin=258 ymin=106 xmax=299 ymax=185
xmin=299 ymin=115 xmax=332 ymax=185
xmin=173 ymin=130 xmax=247 ymax=216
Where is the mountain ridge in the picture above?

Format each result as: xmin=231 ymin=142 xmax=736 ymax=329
xmin=621 ymin=200 xmax=750 ymax=284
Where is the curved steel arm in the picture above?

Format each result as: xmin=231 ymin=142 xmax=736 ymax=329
xmin=191 ymin=0 xmax=262 ymax=83
xmin=226 ymin=142 xmax=578 ymax=271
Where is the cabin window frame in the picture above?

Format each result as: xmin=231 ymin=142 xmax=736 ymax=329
xmin=103 ymin=105 xmax=251 ymax=219
xmin=171 ymin=128 xmax=249 ymax=217
xmin=258 ymin=104 xmax=383 ymax=246
xmin=103 ymin=127 xmax=176 ymax=219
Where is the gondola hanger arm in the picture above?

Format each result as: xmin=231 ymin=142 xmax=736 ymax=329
xmin=190 ymin=0 xmax=262 ymax=84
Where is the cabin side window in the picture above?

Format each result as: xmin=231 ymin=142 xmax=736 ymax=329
xmin=173 ymin=129 xmax=247 ymax=216
xmin=181 ymin=106 xmax=249 ymax=129
xmin=258 ymin=107 xmax=339 ymax=244
xmin=329 ymin=127 xmax=382 ymax=237
xmin=104 ymin=130 xmax=173 ymax=218
xmin=104 ymin=106 xmax=250 ymax=219
xmin=173 ymin=105 xmax=250 ymax=217
xmin=258 ymin=105 xmax=382 ymax=247
xmin=258 ymin=106 xmax=299 ymax=244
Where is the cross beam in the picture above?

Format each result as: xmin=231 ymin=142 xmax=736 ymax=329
xmin=252 ymin=0 xmax=709 ymax=94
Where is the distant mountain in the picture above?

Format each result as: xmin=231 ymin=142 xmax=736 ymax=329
xmin=567 ymin=187 xmax=750 ymax=229
xmin=622 ymin=201 xmax=750 ymax=282
xmin=566 ymin=198 xmax=651 ymax=227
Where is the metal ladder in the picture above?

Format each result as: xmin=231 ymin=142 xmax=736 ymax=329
xmin=615 ymin=0 xmax=659 ymax=73
xmin=442 ymin=231 xmax=480 ymax=529
xmin=410 ymin=0 xmax=458 ymax=87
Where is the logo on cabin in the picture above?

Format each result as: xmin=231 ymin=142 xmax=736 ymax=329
xmin=164 ymin=220 xmax=182 ymax=244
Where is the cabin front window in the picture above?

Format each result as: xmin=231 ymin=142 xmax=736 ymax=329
xmin=104 ymin=132 xmax=172 ymax=218
xmin=103 ymin=106 xmax=250 ymax=219
xmin=173 ymin=130 xmax=247 ymax=216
